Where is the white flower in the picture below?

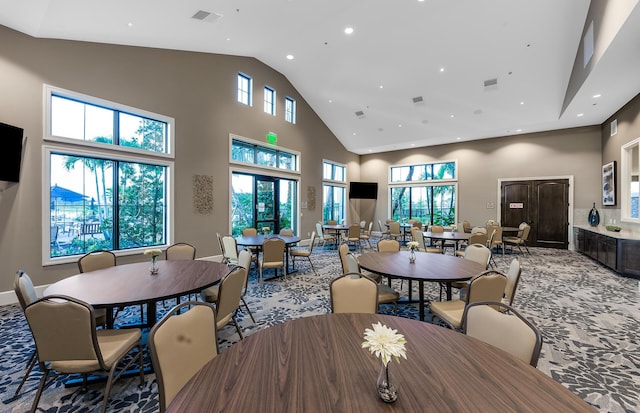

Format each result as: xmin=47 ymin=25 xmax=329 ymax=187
xmin=406 ymin=241 xmax=419 ymax=251
xmin=262 ymin=227 xmax=270 ymax=233
xmin=144 ymin=248 xmax=162 ymax=258
xmin=362 ymin=322 xmax=407 ymax=366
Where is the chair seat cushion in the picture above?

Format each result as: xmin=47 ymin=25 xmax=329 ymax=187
xmin=200 ymin=285 xmax=219 ymax=302
xmin=260 ymin=260 xmax=284 ymax=268
xmin=377 ymin=284 xmax=400 ymax=303
xmin=290 ymin=249 xmax=310 ymax=257
xmin=429 ymin=300 xmax=465 ymax=329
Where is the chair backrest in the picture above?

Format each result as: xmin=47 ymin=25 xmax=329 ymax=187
xmin=365 ymin=221 xmax=373 ymax=235
xmin=330 ymin=273 xmax=378 ymax=314
xmin=464 ymin=244 xmax=491 ymax=269
xmin=221 ymin=235 xmax=239 ymax=262
xmin=412 ymin=220 xmax=422 ymax=229
xmin=25 ymin=295 xmax=103 ymax=369
xmin=216 ymin=267 xmax=246 ymax=324
xmin=360 ymin=220 xmax=366 ymax=229
xmin=469 ymin=233 xmax=488 ymax=246
xmin=315 ymin=222 xmax=325 ymax=239
xmin=262 ymin=237 xmax=285 ymax=263
xmin=521 ymin=224 xmax=531 ymax=241
xmin=307 ymin=231 xmax=317 ymax=254
xmin=165 ymin=243 xmax=196 ymax=261
xmin=78 ymin=250 xmax=116 ymax=273
xmin=216 ymin=232 xmax=224 ymax=254
xmin=327 ymin=220 xmax=338 ymax=225
xmin=149 ymin=301 xmax=219 ymax=411
xmin=345 ymin=252 xmax=361 ymax=273
xmin=463 ymin=301 xmax=543 ymax=367
xmin=378 ymin=219 xmax=386 ymax=233
xmin=411 ymin=228 xmax=426 ymax=250
xmin=242 ymin=227 xmax=258 ymax=236
xmin=504 ymin=258 xmax=523 ymax=306
xmin=388 ymin=221 xmax=401 ymax=235
xmin=377 ymin=239 xmax=400 ymax=252
xmin=14 ymin=270 xmax=38 ymax=310
xmin=471 ymin=226 xmax=487 ymax=235
xmin=348 ymin=224 xmax=360 ymax=239
xmin=462 ymin=221 xmax=472 ymax=233
xmin=487 ymin=227 xmax=503 ymax=248
xmin=338 ymin=243 xmax=350 ymax=273
xmin=431 ymin=225 xmax=444 ymax=233
xmin=467 ymin=270 xmax=508 ymax=305
xmin=279 ymin=228 xmax=294 ymax=236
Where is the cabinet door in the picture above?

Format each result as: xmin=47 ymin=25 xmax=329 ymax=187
xmin=618 ymin=240 xmax=640 ymax=277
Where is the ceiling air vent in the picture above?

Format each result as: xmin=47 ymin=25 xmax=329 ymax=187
xmin=412 ymin=96 xmax=424 ymax=104
xmin=355 ymin=110 xmax=365 ymax=119
xmin=191 ymin=10 xmax=223 ymax=23
xmin=484 ymin=78 xmax=498 ymax=90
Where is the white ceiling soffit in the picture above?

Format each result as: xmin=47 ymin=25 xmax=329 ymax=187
xmin=0 ymin=1 xmax=639 ymax=154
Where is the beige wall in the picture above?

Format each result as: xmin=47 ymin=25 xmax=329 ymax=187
xmin=360 ymin=127 xmax=602 ymax=229
xmin=0 ymin=25 xmax=358 ymax=292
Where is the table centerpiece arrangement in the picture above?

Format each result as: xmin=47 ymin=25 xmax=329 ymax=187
xmin=362 ymin=322 xmax=407 ymax=403
xmin=407 ymin=241 xmax=419 ymax=263
xmin=144 ymin=248 xmax=162 ymax=274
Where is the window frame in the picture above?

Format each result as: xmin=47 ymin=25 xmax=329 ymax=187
xmin=323 ymin=160 xmax=347 ymax=184
xmin=322 ymin=160 xmax=347 ymax=224
xmin=264 ymin=86 xmax=276 ymax=116
xmin=42 ymin=85 xmax=175 ymax=266
xmin=237 ymin=72 xmax=253 ymax=106
xmin=621 ymin=137 xmax=640 ymax=222
xmin=229 ymin=134 xmax=300 ymax=174
xmin=285 ymin=96 xmax=296 ymax=124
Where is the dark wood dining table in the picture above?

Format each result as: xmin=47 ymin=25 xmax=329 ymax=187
xmin=43 ymin=260 xmax=232 ymax=328
xmin=357 ymin=251 xmax=483 ymax=320
xmin=167 ymin=313 xmax=595 ymax=413
xmin=235 ymin=234 xmax=301 ymax=274
xmin=423 ymin=230 xmax=472 ymax=250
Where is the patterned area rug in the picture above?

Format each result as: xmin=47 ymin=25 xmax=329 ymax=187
xmin=1 ymin=243 xmax=639 ymax=412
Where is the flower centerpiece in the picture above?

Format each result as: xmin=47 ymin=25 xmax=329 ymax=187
xmin=262 ymin=226 xmax=271 ymax=235
xmin=144 ymin=248 xmax=162 ymax=274
xmin=362 ymin=322 xmax=407 ymax=403
xmin=406 ymin=241 xmax=419 ymax=263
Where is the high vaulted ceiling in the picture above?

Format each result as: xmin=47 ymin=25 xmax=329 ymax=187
xmin=1 ymin=1 xmax=640 ymax=154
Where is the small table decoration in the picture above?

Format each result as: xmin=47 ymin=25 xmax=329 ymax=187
xmin=144 ymin=248 xmax=162 ymax=274
xmin=262 ymin=226 xmax=271 ymax=235
xmin=362 ymin=322 xmax=407 ymax=403
xmin=407 ymin=241 xmax=418 ymax=263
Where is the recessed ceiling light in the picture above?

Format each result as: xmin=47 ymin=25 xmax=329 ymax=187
xmin=344 ymin=27 xmax=354 ymax=35
xmin=286 ymin=54 xmax=294 ymax=60
xmin=456 ymin=137 xmax=461 ymax=140
xmin=520 ymin=101 xmax=524 ymax=105
xmin=398 ymin=124 xmax=402 ymax=128
xmin=450 ymin=114 xmax=454 ymax=118
xmin=516 ymin=129 xmax=523 ymax=132
xmin=410 ymin=143 xmax=415 ymax=147
xmin=379 ymin=85 xmax=384 ymax=89
xmin=368 ymin=149 xmax=373 ymax=152
xmin=577 ymin=113 xmax=584 ymax=117
xmin=226 ymin=37 xmax=231 ymax=41
xmin=328 ymin=99 xmax=332 ymax=103
xmin=353 ymin=132 xmax=357 ymax=135
xmin=127 ymin=22 xmax=133 ymax=27
xmin=593 ymin=94 xmax=601 ymax=98
xmin=440 ymin=67 xmax=445 ymax=73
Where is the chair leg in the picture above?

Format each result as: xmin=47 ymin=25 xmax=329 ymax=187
xmin=241 ymin=297 xmax=256 ymax=324
xmin=307 ymin=257 xmax=318 ymax=275
xmin=232 ymin=315 xmax=244 ymax=340
xmin=12 ymin=350 xmax=37 ymax=398
xmin=30 ymin=369 xmax=49 ymax=413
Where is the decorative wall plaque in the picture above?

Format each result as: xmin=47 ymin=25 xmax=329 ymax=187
xmin=307 ymin=186 xmax=316 ymax=210
xmin=193 ymin=174 xmax=214 ymax=214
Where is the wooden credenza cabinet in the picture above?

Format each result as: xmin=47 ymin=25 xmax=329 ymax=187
xmin=574 ymin=226 xmax=640 ymax=279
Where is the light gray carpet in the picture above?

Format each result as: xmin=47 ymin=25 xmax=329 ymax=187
xmin=1 ymin=243 xmax=639 ymax=412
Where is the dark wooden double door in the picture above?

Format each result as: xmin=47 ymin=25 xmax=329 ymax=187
xmin=501 ymin=179 xmax=569 ymax=249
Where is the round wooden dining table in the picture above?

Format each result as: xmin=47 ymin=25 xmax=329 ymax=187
xmin=166 ymin=313 xmax=595 ymax=413
xmin=357 ymin=251 xmax=483 ymax=320
xmin=44 ymin=260 xmax=232 ymax=328
xmin=235 ymin=234 xmax=301 ymax=274
xmin=423 ymin=230 xmax=472 ymax=250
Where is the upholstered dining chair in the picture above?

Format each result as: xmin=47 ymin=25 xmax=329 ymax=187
xmin=330 ymin=273 xmax=378 ymax=314
xmin=377 ymin=239 xmax=400 ymax=252
xmin=242 ymin=227 xmax=258 ymax=236
xmin=77 ymin=250 xmax=116 ymax=273
xmin=462 ymin=220 xmax=472 ymax=233
xmin=455 ymin=233 xmax=488 ymax=257
xmin=387 ymin=221 xmax=402 ymax=242
xmin=487 ymin=226 xmax=504 ymax=256
xmin=290 ymin=231 xmax=317 ymax=274
xmin=149 ymin=301 xmax=219 ymax=412
xmin=259 ymin=237 xmax=286 ymax=285
xmin=316 ymin=221 xmax=336 ymax=248
xmin=462 ymin=301 xmax=543 ymax=367
xmin=221 ymin=235 xmax=240 ymax=265
xmin=412 ymin=227 xmax=442 ymax=254
xmin=165 ymin=242 xmax=196 ymax=260
xmin=503 ymin=258 xmax=523 ymax=307
xmin=327 ymin=219 xmax=338 ymax=225
xmin=279 ymin=228 xmax=294 ymax=236
xmin=378 ymin=219 xmax=391 ymax=239
xmin=338 ymin=243 xmax=351 ymax=274
xmin=359 ymin=221 xmax=374 ymax=249
xmin=471 ymin=226 xmax=488 ymax=235
xmin=347 ymin=224 xmax=361 ymax=252
xmin=344 ymin=253 xmax=399 ymax=314
xmin=24 ymin=295 xmax=144 ymax=413
xmin=215 ymin=266 xmax=246 ymax=340
xmin=201 ymin=249 xmax=256 ymax=324
xmin=504 ymin=222 xmax=531 ymax=255
xmin=429 ymin=270 xmax=507 ymax=330
xmin=430 ymin=225 xmax=456 ymax=252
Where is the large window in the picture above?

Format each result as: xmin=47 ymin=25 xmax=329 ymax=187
xmin=285 ymin=97 xmax=296 ymax=124
xmin=264 ymin=86 xmax=276 ymax=115
xmin=237 ymin=73 xmax=252 ymax=106
xmin=389 ymin=161 xmax=457 ymax=225
xmin=44 ymin=86 xmax=173 ymax=264
xmin=323 ymin=160 xmax=346 ymax=224
xmin=621 ymin=138 xmax=640 ymax=220
xmin=230 ymin=136 xmax=299 ymax=172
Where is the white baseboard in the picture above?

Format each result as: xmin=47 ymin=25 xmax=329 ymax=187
xmin=0 ymin=284 xmax=49 ymax=306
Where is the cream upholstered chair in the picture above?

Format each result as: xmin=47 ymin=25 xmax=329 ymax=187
xmin=338 ymin=243 xmax=351 ymax=274
xmin=471 ymin=226 xmax=488 ymax=235
xmin=504 ymin=222 xmax=531 ymax=255
xmin=78 ymin=250 xmax=116 ymax=273
xmin=387 ymin=221 xmax=402 ymax=242
xmin=463 ymin=301 xmax=543 ymax=367
xmin=430 ymin=225 xmax=455 ymax=252
xmin=215 ymin=266 xmax=246 ymax=340
xmin=259 ymin=237 xmax=286 ymax=284
xmin=487 ymin=227 xmax=504 ymax=255
xmin=429 ymin=270 xmax=507 ymax=330
xmin=463 ymin=243 xmax=492 ymax=269
xmin=201 ymin=249 xmax=256 ymax=324
xmin=347 ymin=224 xmax=361 ymax=251
xmin=503 ymin=258 xmax=523 ymax=307
xmin=378 ymin=219 xmax=391 ymax=239
xmin=359 ymin=221 xmax=373 ymax=249
xmin=344 ymin=253 xmax=399 ymax=314
xmin=330 ymin=273 xmax=378 ymax=314
xmin=165 ymin=242 xmax=196 ymax=260
xmin=412 ymin=227 xmax=442 ymax=254
xmin=377 ymin=239 xmax=400 ymax=252
xmin=455 ymin=233 xmax=488 ymax=257
xmin=221 ymin=235 xmax=240 ymax=265
xmin=327 ymin=219 xmax=338 ymax=225
xmin=242 ymin=227 xmax=258 ymax=236
xmin=462 ymin=220 xmax=472 ymax=233
xmin=25 ymin=295 xmax=144 ymax=413
xmin=290 ymin=231 xmax=317 ymax=274
xmin=316 ymin=221 xmax=336 ymax=248
xmin=279 ymin=228 xmax=294 ymax=236
xmin=149 ymin=301 xmax=219 ymax=412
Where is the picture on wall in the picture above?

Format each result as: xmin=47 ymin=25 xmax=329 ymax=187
xmin=602 ymin=161 xmax=616 ymax=206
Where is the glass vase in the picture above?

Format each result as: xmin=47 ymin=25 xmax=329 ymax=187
xmin=377 ymin=362 xmax=398 ymax=403
xmin=588 ymin=202 xmax=600 ymax=227
xmin=149 ymin=257 xmax=159 ymax=274
xmin=409 ymin=250 xmax=416 ymax=263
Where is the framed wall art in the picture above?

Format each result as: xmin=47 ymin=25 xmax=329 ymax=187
xmin=602 ymin=161 xmax=616 ymax=206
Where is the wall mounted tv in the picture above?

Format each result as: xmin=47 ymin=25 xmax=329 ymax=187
xmin=349 ymin=182 xmax=378 ymax=199
xmin=0 ymin=122 xmax=24 ymax=182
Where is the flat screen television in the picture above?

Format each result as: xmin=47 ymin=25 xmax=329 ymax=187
xmin=0 ymin=122 xmax=24 ymax=182
xmin=349 ymin=182 xmax=378 ymax=199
